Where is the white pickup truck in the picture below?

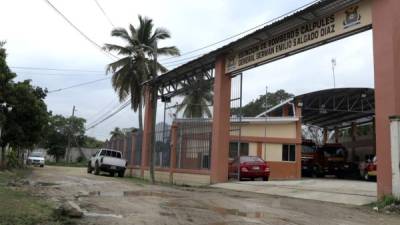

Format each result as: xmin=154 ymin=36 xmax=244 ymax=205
xmin=87 ymin=149 xmax=127 ymax=177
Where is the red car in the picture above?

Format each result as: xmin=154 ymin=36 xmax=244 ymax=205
xmin=228 ymin=156 xmax=270 ymax=181
xmin=362 ymin=156 xmax=377 ymax=181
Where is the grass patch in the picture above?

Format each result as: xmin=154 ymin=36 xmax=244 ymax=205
xmin=46 ymin=161 xmax=87 ymax=168
xmin=0 ymin=169 xmax=76 ymax=225
xmin=124 ymin=175 xmax=150 ymax=186
xmin=372 ymin=195 xmax=400 ymax=209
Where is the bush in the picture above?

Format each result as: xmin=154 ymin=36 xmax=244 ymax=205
xmin=76 ymin=156 xmax=86 ymax=163
xmin=6 ymin=150 xmax=20 ymax=169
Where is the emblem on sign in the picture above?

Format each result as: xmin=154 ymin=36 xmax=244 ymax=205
xmin=343 ymin=6 xmax=361 ymax=29
xmin=226 ymin=56 xmax=236 ymax=71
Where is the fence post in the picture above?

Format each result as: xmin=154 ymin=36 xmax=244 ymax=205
xmin=169 ymin=123 xmax=178 ymax=184
xmin=390 ymin=115 xmax=400 ymax=198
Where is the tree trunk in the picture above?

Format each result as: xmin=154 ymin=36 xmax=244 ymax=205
xmin=138 ymin=100 xmax=143 ymax=132
xmin=0 ymin=146 xmax=5 ymax=169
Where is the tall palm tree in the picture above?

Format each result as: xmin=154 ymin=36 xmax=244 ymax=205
xmin=177 ymin=80 xmax=213 ymax=118
xmin=103 ymin=15 xmax=180 ymax=131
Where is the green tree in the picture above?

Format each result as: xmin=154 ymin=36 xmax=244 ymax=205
xmin=103 ymin=15 xmax=180 ymax=131
xmin=0 ymin=42 xmax=49 ymax=167
xmin=233 ymin=89 xmax=294 ymax=117
xmin=44 ymin=114 xmax=86 ymax=162
xmin=177 ymin=80 xmax=213 ymax=118
xmin=110 ymin=127 xmax=124 ymax=139
xmin=82 ymin=136 xmax=104 ymax=148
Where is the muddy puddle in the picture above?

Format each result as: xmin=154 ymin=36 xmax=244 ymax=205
xmin=86 ymin=190 xmax=178 ymax=198
xmin=165 ymin=202 xmax=266 ymax=219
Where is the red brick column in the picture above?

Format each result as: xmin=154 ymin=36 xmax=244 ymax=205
xmin=210 ymin=55 xmax=231 ymax=183
xmin=372 ymin=0 xmax=400 ymax=197
xmin=141 ymin=88 xmax=154 ymax=175
xmin=295 ymin=105 xmax=302 ymax=179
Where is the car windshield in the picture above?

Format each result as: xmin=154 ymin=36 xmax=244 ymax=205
xmin=323 ymin=147 xmax=345 ymax=157
xmin=240 ymin=156 xmax=263 ymax=163
xmin=302 ymin=145 xmax=316 ymax=153
xmin=30 ymin=152 xmax=43 ymax=157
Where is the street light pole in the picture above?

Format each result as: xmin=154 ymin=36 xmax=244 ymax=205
xmin=65 ymin=105 xmax=76 ymax=163
xmin=331 ymin=58 xmax=336 ymax=88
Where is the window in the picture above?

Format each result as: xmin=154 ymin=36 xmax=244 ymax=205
xmin=282 ymin=144 xmax=296 ymax=161
xmin=100 ymin=150 xmax=106 ymax=156
xmin=116 ymin=152 xmax=122 ymax=158
xmin=229 ymin=142 xmax=249 ymax=159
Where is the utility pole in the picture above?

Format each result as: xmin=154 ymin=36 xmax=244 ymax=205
xmin=149 ymin=41 xmax=158 ymax=184
xmin=65 ymin=105 xmax=76 ymax=163
xmin=331 ymin=58 xmax=336 ymax=88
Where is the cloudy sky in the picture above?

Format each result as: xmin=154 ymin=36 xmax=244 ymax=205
xmin=0 ymin=0 xmax=374 ymax=141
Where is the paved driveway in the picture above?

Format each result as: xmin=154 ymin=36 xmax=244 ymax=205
xmin=212 ymin=179 xmax=377 ymax=206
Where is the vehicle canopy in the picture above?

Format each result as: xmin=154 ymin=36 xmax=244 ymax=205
xmin=99 ymin=149 xmax=123 ymax=158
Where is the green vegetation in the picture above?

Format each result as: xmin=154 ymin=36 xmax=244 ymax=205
xmin=46 ymin=161 xmax=87 ymax=168
xmin=0 ymin=169 xmax=75 ymax=225
xmin=110 ymin=127 xmax=124 ymax=139
xmin=104 ymin=15 xmax=180 ymax=131
xmin=1 ymin=42 xmax=49 ymax=169
xmin=177 ymin=79 xmax=213 ymax=118
xmin=372 ymin=195 xmax=400 ymax=210
xmin=232 ymin=89 xmax=294 ymax=117
xmin=43 ymin=114 xmax=103 ymax=162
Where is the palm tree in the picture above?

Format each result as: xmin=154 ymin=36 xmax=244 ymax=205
xmin=177 ymin=80 xmax=213 ymax=118
xmin=110 ymin=127 xmax=123 ymax=139
xmin=103 ymin=15 xmax=180 ymax=132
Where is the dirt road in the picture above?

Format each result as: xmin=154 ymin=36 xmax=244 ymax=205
xmin=28 ymin=166 xmax=399 ymax=225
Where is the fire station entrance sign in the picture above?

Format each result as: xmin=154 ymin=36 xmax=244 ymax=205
xmin=226 ymin=0 xmax=372 ymax=74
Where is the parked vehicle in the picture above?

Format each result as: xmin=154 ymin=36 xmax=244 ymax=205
xmin=361 ymin=155 xmax=377 ymax=181
xmin=228 ymin=156 xmax=270 ymax=181
xmin=27 ymin=152 xmax=45 ymax=167
xmin=301 ymin=141 xmax=357 ymax=178
xmin=88 ymin=149 xmax=127 ymax=177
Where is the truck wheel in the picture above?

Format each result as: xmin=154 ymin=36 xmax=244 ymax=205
xmin=87 ymin=162 xmax=93 ymax=173
xmin=94 ymin=162 xmax=100 ymax=175
xmin=110 ymin=172 xmax=115 ymax=177
xmin=263 ymin=176 xmax=269 ymax=181
xmin=118 ymin=170 xmax=125 ymax=178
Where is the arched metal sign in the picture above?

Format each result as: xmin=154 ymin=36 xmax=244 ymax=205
xmin=226 ymin=0 xmax=372 ymax=73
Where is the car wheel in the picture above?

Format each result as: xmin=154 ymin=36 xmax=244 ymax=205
xmin=87 ymin=163 xmax=93 ymax=173
xmin=263 ymin=176 xmax=269 ymax=181
xmin=118 ymin=170 xmax=125 ymax=178
xmin=110 ymin=172 xmax=115 ymax=177
xmin=94 ymin=162 xmax=100 ymax=175
xmin=40 ymin=164 xmax=44 ymax=168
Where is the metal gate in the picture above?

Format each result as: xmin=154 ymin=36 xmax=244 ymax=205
xmin=229 ymin=73 xmax=243 ymax=180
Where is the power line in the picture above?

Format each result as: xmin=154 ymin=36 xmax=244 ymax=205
xmin=43 ymin=0 xmax=119 ymax=60
xmin=17 ymin=72 xmax=105 ymax=77
xmin=11 ymin=66 xmax=104 ymax=73
xmin=159 ymin=0 xmax=318 ymax=63
xmin=86 ymin=99 xmax=122 ymax=126
xmin=47 ymin=77 xmax=109 ymax=93
xmin=93 ymin=0 xmax=115 ymax=28
xmin=85 ymin=100 xmax=130 ymax=130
